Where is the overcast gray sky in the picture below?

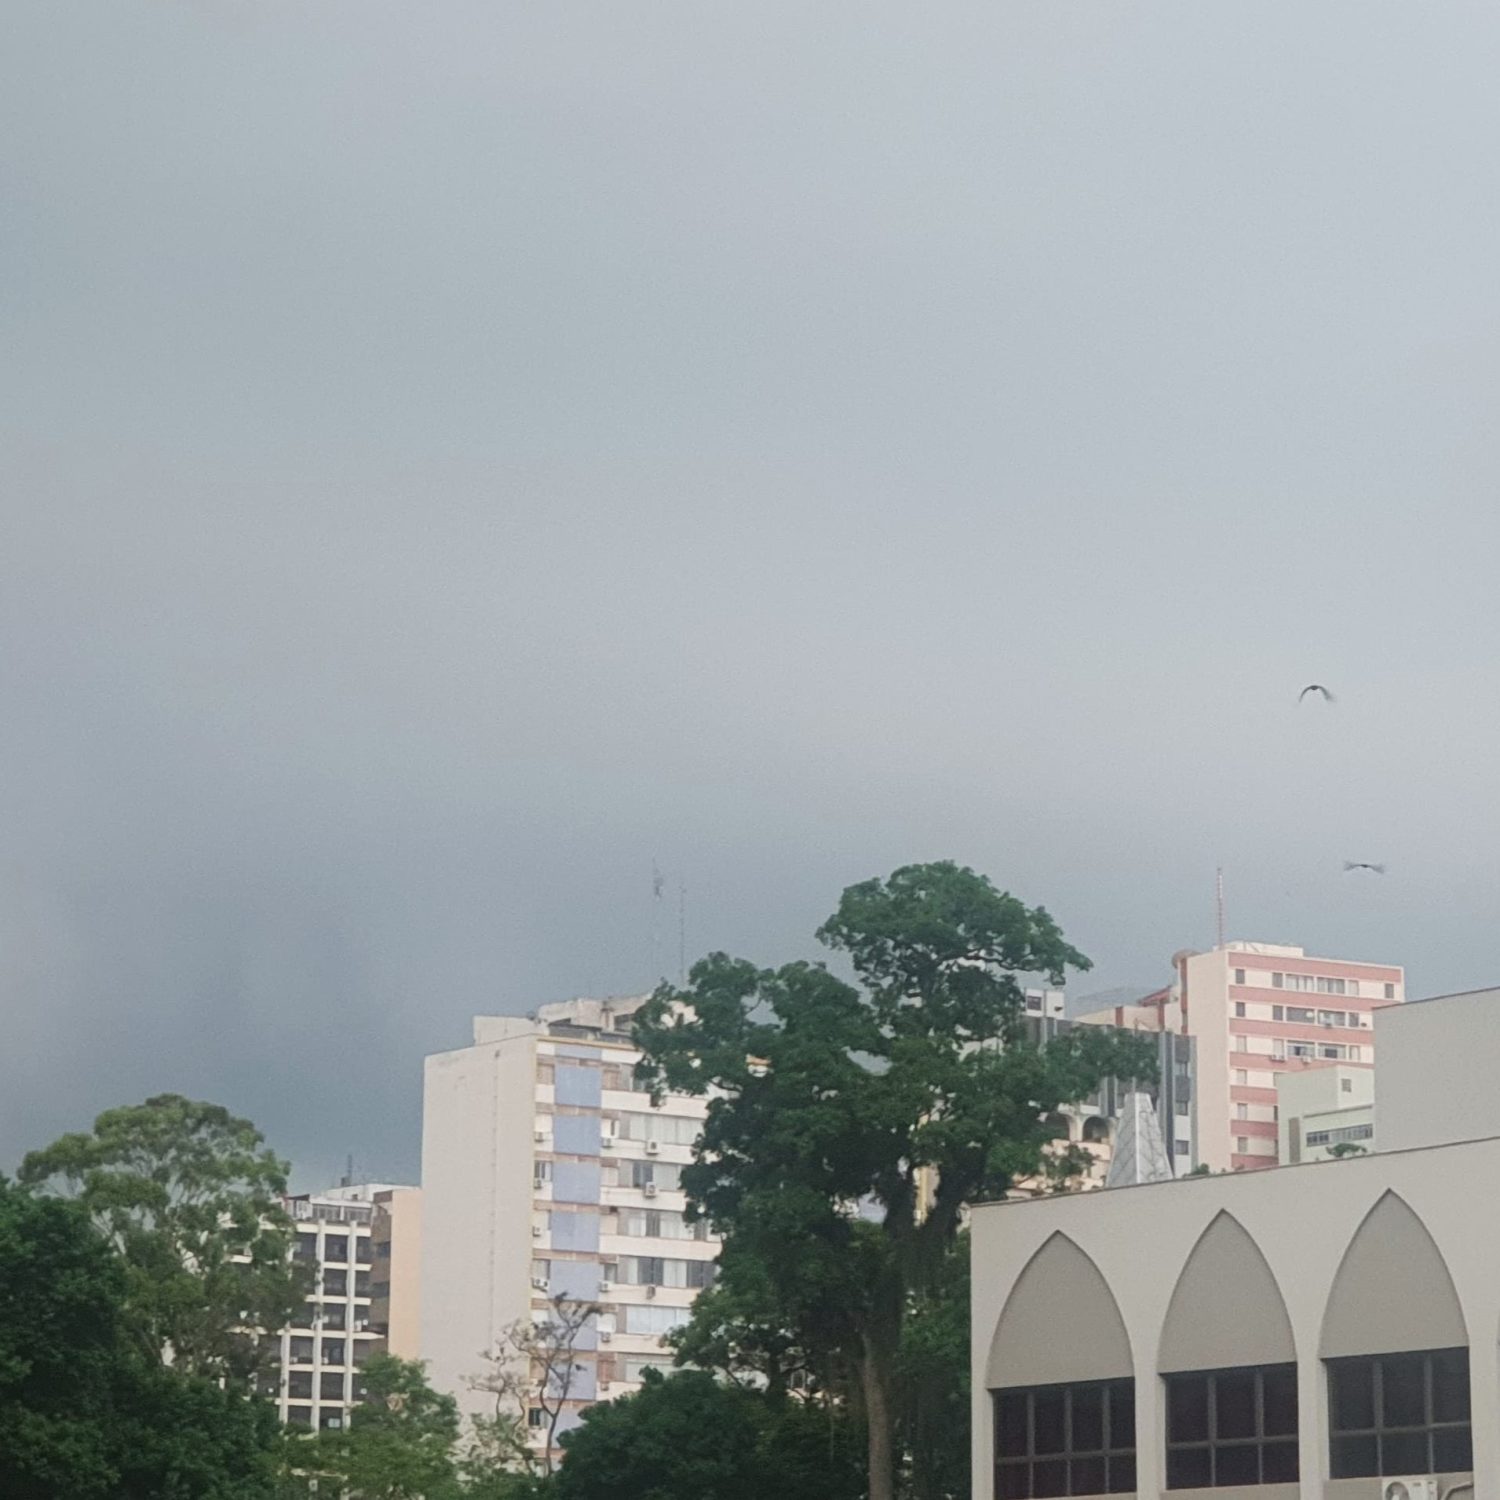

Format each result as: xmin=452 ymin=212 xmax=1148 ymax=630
xmin=5 ymin=3 xmax=1500 ymax=1187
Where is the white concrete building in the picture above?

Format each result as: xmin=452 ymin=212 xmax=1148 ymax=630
xmin=274 ymin=1188 xmax=388 ymax=1430
xmin=971 ymin=988 xmax=1500 ymax=1500
xmin=1276 ymin=1066 xmax=1374 ymax=1165
xmin=421 ymin=995 xmax=719 ymax=1441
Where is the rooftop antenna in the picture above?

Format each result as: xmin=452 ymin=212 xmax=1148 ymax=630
xmin=1215 ymin=867 xmax=1226 ymax=949
xmin=651 ymin=861 xmax=665 ymax=983
xmin=341 ymin=1153 xmax=355 ymax=1189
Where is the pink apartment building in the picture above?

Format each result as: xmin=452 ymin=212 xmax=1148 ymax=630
xmin=1078 ymin=942 xmax=1404 ymax=1173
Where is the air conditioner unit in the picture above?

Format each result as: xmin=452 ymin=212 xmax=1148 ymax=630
xmin=534 ymin=1129 xmax=547 ymax=1142
xmin=598 ymin=1279 xmax=612 ymax=1293
xmin=531 ymin=1276 xmax=550 ymax=1291
xmin=646 ymin=1284 xmax=658 ymax=1299
xmin=600 ymin=1330 xmax=612 ymax=1343
xmin=532 ymin=1225 xmax=544 ymax=1238
xmin=646 ymin=1141 xmax=660 ymax=1156
xmin=643 ymin=1184 xmax=659 ymax=1199
xmin=1381 ymin=1480 xmax=1437 ymax=1500
xmin=601 ymin=1138 xmax=614 ymax=1150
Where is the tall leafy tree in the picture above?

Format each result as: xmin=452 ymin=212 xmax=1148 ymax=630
xmin=0 ymin=1175 xmax=282 ymax=1500
xmin=289 ymin=1354 xmax=461 ymax=1500
xmin=634 ymin=861 xmax=1156 ymax=1500
xmin=554 ymin=1369 xmax=862 ymax=1500
xmin=19 ymin=1094 xmax=304 ymax=1381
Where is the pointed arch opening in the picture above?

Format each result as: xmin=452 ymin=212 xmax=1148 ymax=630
xmin=987 ymin=1232 xmax=1131 ymax=1390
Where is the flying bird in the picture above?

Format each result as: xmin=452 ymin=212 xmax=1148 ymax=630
xmin=1343 ymin=861 xmax=1386 ymax=875
xmin=1299 ymin=684 xmax=1335 ymax=702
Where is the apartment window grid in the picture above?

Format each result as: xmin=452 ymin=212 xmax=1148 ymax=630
xmin=1327 ymin=1348 xmax=1472 ymax=1478
xmin=1165 ymin=1363 xmax=1298 ymax=1488
xmin=993 ymin=1379 xmax=1136 ymax=1498
xmin=1271 ymin=973 xmax=1359 ymax=996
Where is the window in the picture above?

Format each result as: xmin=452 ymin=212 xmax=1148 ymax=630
xmin=355 ymin=1271 xmax=371 ymax=1297
xmin=320 ymin=1303 xmax=347 ymax=1330
xmin=287 ymin=1370 xmax=313 ymax=1400
xmin=1165 ymin=1364 xmax=1298 ymax=1488
xmin=321 ymin=1339 xmax=347 ymax=1367
xmin=1328 ymin=1349 xmax=1471 ymax=1477
xmin=1234 ymin=1002 xmax=1246 ymax=1018
xmin=1175 ymin=1140 xmax=1190 ymax=1157
xmin=1306 ymin=1124 xmax=1374 ymax=1148
xmin=627 ymin=1159 xmax=683 ymax=1190
xmin=1234 ymin=969 xmax=1246 ymax=985
xmin=624 ymin=1354 xmax=671 ymax=1382
xmin=1236 ymin=1137 xmax=1250 ymax=1155
xmin=294 ymin=1232 xmax=318 ymax=1262
xmin=527 ymin=1407 xmax=546 ymax=1429
xmin=1287 ymin=1042 xmax=1316 ymax=1060
xmin=1234 ymin=1070 xmax=1248 ymax=1086
xmin=686 ymin=1259 xmax=716 ymax=1290
xmin=288 ymin=1336 xmax=315 ymax=1365
xmin=618 ymin=1112 xmax=702 ymax=1147
xmin=1236 ymin=1104 xmax=1248 ymax=1121
xmin=1272 ymin=973 xmax=1284 ymax=989
xmin=319 ymin=1410 xmax=344 ymax=1430
xmin=286 ymin=1405 xmax=313 ymax=1429
xmin=623 ymin=1303 xmax=691 ymax=1335
xmin=322 ymin=1269 xmax=348 ymax=1297
xmin=321 ymin=1371 xmax=346 ymax=1400
xmin=1317 ymin=1010 xmax=1346 ymax=1028
xmin=1384 ymin=983 xmax=1395 ymax=1000
xmin=323 ymin=1235 xmax=349 ymax=1263
xmin=1341 ymin=1079 xmax=1353 ymax=1095
xmin=1272 ymin=1005 xmax=1284 ymax=1021
xmin=994 ymin=1379 xmax=1135 ymax=1497
xmin=1287 ymin=1006 xmax=1315 ymax=1024
xmin=354 ymin=1235 xmax=373 ymax=1266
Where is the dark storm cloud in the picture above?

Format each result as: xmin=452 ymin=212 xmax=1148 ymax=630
xmin=5 ymin=3 xmax=1500 ymax=1183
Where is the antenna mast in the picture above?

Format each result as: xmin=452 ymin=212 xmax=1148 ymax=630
xmin=1215 ymin=867 xmax=1226 ymax=948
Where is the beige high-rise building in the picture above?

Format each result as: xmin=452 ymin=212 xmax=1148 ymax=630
xmin=421 ymin=996 xmax=720 ymax=1445
xmin=369 ymin=1185 xmax=423 ymax=1359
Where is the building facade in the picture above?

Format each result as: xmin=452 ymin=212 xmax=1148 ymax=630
xmin=421 ymin=996 xmax=720 ymax=1441
xmin=273 ymin=1190 xmax=385 ymax=1431
xmin=1276 ymin=1065 xmax=1374 ymax=1165
xmin=972 ymin=1137 xmax=1497 ymax=1500
xmin=369 ymin=1185 xmax=423 ymax=1360
xmin=1078 ymin=943 xmax=1403 ymax=1172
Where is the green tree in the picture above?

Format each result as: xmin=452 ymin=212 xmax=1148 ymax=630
xmin=291 ymin=1354 xmax=462 ymax=1500
xmin=634 ymin=861 xmax=1155 ymax=1500
xmin=0 ymin=1175 xmax=282 ymax=1500
xmin=555 ymin=1369 xmax=861 ymax=1500
xmin=19 ymin=1093 xmax=304 ymax=1381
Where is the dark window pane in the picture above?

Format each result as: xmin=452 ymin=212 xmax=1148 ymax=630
xmin=996 ymin=1392 xmax=1029 ymax=1457
xmin=1167 ymin=1446 xmax=1211 ymax=1490
xmin=1070 ymin=1456 xmax=1106 ymax=1494
xmin=1033 ymin=1390 xmax=1066 ymax=1455
xmin=1072 ymin=1386 xmax=1104 ymax=1453
xmin=1108 ymin=1383 xmax=1134 ymax=1450
xmin=1431 ymin=1349 xmax=1471 ymax=1424
xmin=1168 ymin=1377 xmax=1209 ymax=1443
xmin=1381 ymin=1354 xmax=1426 ymax=1428
xmin=1331 ymin=1434 xmax=1378 ymax=1479
xmin=1213 ymin=1443 xmax=1258 ymax=1487
xmin=1261 ymin=1365 xmax=1298 ymax=1437
xmin=1032 ymin=1458 xmax=1067 ymax=1498
xmin=1261 ymin=1439 xmax=1299 ymax=1482
xmin=287 ymin=1371 xmax=312 ymax=1399
xmin=1432 ymin=1425 xmax=1473 ymax=1473
xmin=1330 ymin=1360 xmax=1375 ymax=1432
xmin=1215 ymin=1371 xmax=1256 ymax=1441
xmin=1107 ymin=1454 xmax=1135 ymax=1494
xmin=1381 ymin=1430 xmax=1428 ymax=1476
xmin=286 ymin=1405 xmax=313 ymax=1429
xmin=997 ymin=1460 xmax=1030 ymax=1500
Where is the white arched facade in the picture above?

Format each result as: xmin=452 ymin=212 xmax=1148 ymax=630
xmin=972 ymin=1135 xmax=1500 ymax=1500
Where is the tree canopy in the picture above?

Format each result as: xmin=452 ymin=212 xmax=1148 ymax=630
xmin=19 ymin=1093 xmax=304 ymax=1381
xmin=635 ymin=861 xmax=1156 ymax=1500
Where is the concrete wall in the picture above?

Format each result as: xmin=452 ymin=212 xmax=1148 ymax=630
xmin=421 ymin=1029 xmax=538 ymax=1420
xmin=1377 ymin=988 xmax=1500 ymax=1152
xmin=376 ymin=1186 xmax=423 ymax=1360
xmin=971 ymin=1134 xmax=1500 ymax=1500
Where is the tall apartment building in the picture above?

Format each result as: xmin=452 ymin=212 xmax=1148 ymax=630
xmin=1077 ymin=942 xmax=1404 ymax=1172
xmin=421 ymin=996 xmax=720 ymax=1442
xmin=273 ymin=1189 xmax=386 ymax=1431
xmin=1276 ymin=1063 xmax=1375 ymax=1164
xmin=369 ymin=1185 xmax=423 ymax=1359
